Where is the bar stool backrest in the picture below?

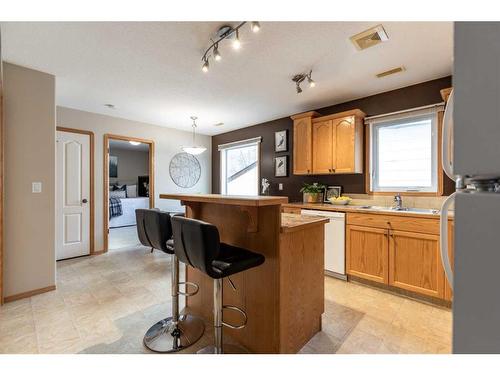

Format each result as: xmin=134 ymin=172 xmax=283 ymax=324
xmin=135 ymin=209 xmax=173 ymax=253
xmin=171 ymin=216 xmax=221 ymax=278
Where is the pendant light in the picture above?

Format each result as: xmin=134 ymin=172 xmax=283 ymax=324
xmin=182 ymin=116 xmax=207 ymax=155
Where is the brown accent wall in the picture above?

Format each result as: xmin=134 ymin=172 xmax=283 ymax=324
xmin=212 ymin=76 xmax=454 ymax=202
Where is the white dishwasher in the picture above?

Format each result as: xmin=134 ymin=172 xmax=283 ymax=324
xmin=300 ymin=209 xmax=346 ymax=280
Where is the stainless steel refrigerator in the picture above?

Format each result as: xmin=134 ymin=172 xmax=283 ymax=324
xmin=441 ymin=22 xmax=500 ymax=353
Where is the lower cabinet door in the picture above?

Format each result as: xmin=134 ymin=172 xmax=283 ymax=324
xmin=346 ymin=225 xmax=389 ymax=284
xmin=389 ymin=230 xmax=445 ymax=298
xmin=444 ymin=221 xmax=454 ymax=301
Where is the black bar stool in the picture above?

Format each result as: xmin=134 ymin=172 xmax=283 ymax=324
xmin=171 ymin=216 xmax=265 ymax=354
xmin=135 ymin=209 xmax=204 ymax=353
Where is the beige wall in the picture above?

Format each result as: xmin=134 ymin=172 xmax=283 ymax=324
xmin=57 ymin=107 xmax=212 ymax=252
xmin=3 ymin=63 xmax=56 ymax=297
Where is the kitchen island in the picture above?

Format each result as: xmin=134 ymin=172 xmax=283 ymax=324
xmin=159 ymin=193 xmax=328 ymax=353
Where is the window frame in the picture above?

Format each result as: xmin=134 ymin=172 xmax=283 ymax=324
xmin=366 ymin=109 xmax=444 ymax=196
xmin=219 ymin=137 xmax=261 ymax=196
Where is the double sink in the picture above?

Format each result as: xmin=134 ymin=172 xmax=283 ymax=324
xmin=356 ymin=205 xmax=440 ymax=215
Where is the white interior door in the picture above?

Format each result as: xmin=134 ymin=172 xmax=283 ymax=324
xmin=57 ymin=131 xmax=91 ymax=260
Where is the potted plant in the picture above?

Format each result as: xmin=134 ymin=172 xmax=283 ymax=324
xmin=300 ymin=182 xmax=326 ymax=203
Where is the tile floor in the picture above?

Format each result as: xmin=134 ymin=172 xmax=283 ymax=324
xmin=0 ymin=245 xmax=452 ymax=354
xmin=108 ymin=226 xmax=140 ymax=250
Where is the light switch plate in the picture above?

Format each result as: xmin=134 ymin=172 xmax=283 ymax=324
xmin=32 ymin=182 xmax=42 ymax=193
xmin=278 ymin=183 xmax=283 ymax=191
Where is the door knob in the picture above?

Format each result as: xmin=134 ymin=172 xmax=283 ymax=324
xmin=82 ymin=198 xmax=88 ymax=203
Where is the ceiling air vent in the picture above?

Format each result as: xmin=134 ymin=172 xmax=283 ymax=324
xmin=376 ymin=66 xmax=405 ymax=78
xmin=350 ymin=24 xmax=389 ymax=51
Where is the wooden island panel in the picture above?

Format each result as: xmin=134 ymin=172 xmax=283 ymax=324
xmin=183 ymin=202 xmax=281 ymax=353
xmin=279 ymin=222 xmax=325 ymax=353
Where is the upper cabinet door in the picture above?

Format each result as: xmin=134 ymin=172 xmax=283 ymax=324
xmin=293 ymin=117 xmax=313 ymax=175
xmin=334 ymin=116 xmax=357 ymax=173
xmin=312 ymin=119 xmax=334 ymax=174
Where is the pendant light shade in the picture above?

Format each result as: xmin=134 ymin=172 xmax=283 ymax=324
xmin=182 ymin=116 xmax=207 ymax=155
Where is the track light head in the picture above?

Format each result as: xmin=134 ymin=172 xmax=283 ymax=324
xmin=202 ymin=59 xmax=209 ymax=73
xmin=250 ymin=21 xmax=261 ymax=33
xmin=233 ymin=29 xmax=241 ymax=50
xmin=213 ymin=44 xmax=222 ymax=61
xmin=307 ymin=71 xmax=315 ymax=87
xmin=296 ymin=83 xmax=302 ymax=94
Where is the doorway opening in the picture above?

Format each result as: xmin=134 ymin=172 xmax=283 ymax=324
xmin=103 ymin=134 xmax=154 ymax=251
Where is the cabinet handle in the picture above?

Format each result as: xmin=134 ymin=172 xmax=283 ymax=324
xmin=332 ymin=168 xmax=336 ymax=172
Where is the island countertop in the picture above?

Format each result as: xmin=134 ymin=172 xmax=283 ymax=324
xmin=159 ymin=193 xmax=288 ymax=207
xmin=280 ymin=213 xmax=329 ymax=233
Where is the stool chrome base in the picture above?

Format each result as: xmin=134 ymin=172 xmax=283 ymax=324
xmin=197 ymin=344 xmax=249 ymax=354
xmin=143 ymin=314 xmax=205 ymax=353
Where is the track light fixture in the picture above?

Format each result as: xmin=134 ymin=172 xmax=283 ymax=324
xmin=250 ymin=21 xmax=261 ymax=33
xmin=292 ymin=70 xmax=316 ymax=94
xmin=202 ymin=59 xmax=209 ymax=73
xmin=213 ymin=44 xmax=222 ymax=61
xmin=232 ymin=29 xmax=241 ymax=50
xmin=201 ymin=22 xmax=261 ymax=73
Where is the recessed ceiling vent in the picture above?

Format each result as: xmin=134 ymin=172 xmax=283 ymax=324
xmin=350 ymin=24 xmax=389 ymax=50
xmin=376 ymin=66 xmax=405 ymax=78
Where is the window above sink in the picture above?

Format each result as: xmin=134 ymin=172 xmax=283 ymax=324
xmin=367 ymin=105 xmax=444 ymax=195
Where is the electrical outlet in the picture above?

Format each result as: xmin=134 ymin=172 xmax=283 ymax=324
xmin=278 ymin=183 xmax=283 ymax=191
xmin=32 ymin=182 xmax=42 ymax=193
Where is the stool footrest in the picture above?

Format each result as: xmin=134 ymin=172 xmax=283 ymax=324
xmin=222 ymin=305 xmax=248 ymax=330
xmin=178 ymin=281 xmax=199 ymax=297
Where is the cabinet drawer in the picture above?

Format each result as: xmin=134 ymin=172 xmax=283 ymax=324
xmin=346 ymin=212 xmax=439 ymax=235
xmin=282 ymin=206 xmax=302 ymax=214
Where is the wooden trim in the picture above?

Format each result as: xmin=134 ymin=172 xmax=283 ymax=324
xmin=290 ymin=111 xmax=321 ymax=120
xmin=440 ymin=87 xmax=452 ymax=102
xmin=56 ymin=127 xmax=95 ymax=254
xmin=365 ymin=109 xmax=445 ymax=197
xmin=0 ymin=67 xmax=3 ymax=304
xmin=436 ymin=110 xmax=444 ymax=196
xmin=311 ymin=109 xmax=366 ymax=123
xmin=4 ymin=285 xmax=56 ymax=303
xmin=103 ymin=134 xmax=155 ymax=252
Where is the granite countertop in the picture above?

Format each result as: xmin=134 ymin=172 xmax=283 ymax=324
xmin=159 ymin=193 xmax=288 ymax=207
xmin=280 ymin=213 xmax=329 ymax=233
xmin=282 ymin=202 xmax=454 ymax=219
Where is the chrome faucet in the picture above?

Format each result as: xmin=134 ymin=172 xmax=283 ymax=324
xmin=393 ymin=194 xmax=403 ymax=210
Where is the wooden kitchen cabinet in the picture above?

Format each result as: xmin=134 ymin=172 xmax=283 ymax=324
xmin=389 ymin=230 xmax=444 ymax=298
xmin=312 ymin=119 xmax=334 ymax=174
xmin=346 ymin=212 xmax=452 ymax=301
xmin=346 ymin=224 xmax=389 ymax=284
xmin=444 ymin=221 xmax=454 ymax=301
xmin=332 ymin=115 xmax=363 ymax=173
xmin=291 ymin=109 xmax=365 ymax=175
xmin=282 ymin=206 xmax=302 ymax=214
xmin=291 ymin=111 xmax=319 ymax=175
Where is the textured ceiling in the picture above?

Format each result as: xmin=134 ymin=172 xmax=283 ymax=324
xmin=1 ymin=22 xmax=453 ymax=135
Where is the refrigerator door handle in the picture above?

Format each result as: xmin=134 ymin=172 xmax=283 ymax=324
xmin=442 ymin=89 xmax=455 ymax=181
xmin=440 ymin=192 xmax=455 ymax=289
